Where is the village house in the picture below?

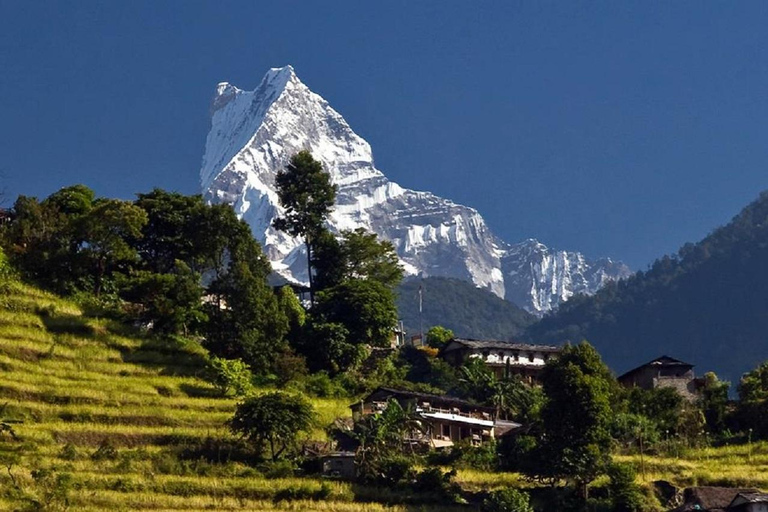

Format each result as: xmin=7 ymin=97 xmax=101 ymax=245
xmin=438 ymin=338 xmax=561 ymax=383
xmin=351 ymin=387 xmax=520 ymax=448
xmin=617 ymin=355 xmax=703 ymax=400
xmin=728 ymin=493 xmax=768 ymax=512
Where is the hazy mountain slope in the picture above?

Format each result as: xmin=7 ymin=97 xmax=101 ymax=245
xmin=397 ymin=277 xmax=535 ymax=341
xmin=200 ymin=65 xmax=630 ymax=315
xmin=528 ymin=191 xmax=768 ymax=382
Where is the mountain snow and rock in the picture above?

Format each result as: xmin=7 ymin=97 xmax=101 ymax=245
xmin=200 ymin=65 xmax=631 ymax=315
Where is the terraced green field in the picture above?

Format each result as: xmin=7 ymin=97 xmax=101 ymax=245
xmin=0 ymin=279 xmax=473 ymax=511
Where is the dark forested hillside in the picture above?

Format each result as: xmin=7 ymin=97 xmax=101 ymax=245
xmin=397 ymin=276 xmax=535 ymax=340
xmin=528 ymin=191 xmax=768 ymax=383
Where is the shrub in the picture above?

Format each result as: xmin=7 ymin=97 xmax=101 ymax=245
xmin=90 ymin=440 xmax=118 ymax=461
xmin=261 ymin=460 xmax=296 ymax=479
xmin=413 ymin=467 xmax=461 ymax=501
xmin=608 ymin=462 xmax=646 ymax=512
xmin=373 ymin=454 xmax=416 ymax=487
xmin=58 ymin=444 xmax=78 ymax=461
xmin=482 ymin=488 xmax=534 ymax=512
xmin=208 ymin=356 xmax=254 ymax=397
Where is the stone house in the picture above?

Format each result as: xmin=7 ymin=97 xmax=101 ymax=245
xmin=617 ymin=355 xmax=703 ymax=400
xmin=351 ymin=387 xmax=520 ymax=448
xmin=438 ymin=338 xmax=561 ymax=383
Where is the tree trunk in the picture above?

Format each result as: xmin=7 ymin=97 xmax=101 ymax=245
xmin=305 ymin=235 xmax=314 ymax=305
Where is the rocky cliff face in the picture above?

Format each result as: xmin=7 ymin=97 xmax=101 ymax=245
xmin=200 ymin=65 xmax=631 ymax=315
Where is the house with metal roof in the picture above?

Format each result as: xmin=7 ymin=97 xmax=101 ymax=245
xmin=438 ymin=338 xmax=561 ymax=383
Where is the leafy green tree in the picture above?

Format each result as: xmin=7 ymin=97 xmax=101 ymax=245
xmin=426 ymin=325 xmax=454 ymax=348
xmin=201 ymin=205 xmax=288 ymax=372
xmin=737 ymin=361 xmax=768 ymax=438
xmin=77 ymin=199 xmax=147 ymax=296
xmin=273 ymin=151 xmax=337 ymax=302
xmin=119 ymin=262 xmax=205 ymax=335
xmin=42 ymin=184 xmax=95 ymax=216
xmin=313 ymin=279 xmax=399 ymax=348
xmin=230 ymin=392 xmax=315 ymax=461
xmin=607 ymin=463 xmax=645 ymax=512
xmin=338 ymin=228 xmax=402 ymax=288
xmin=532 ymin=342 xmax=615 ymax=498
xmin=134 ymin=189 xmax=206 ymax=273
xmin=699 ymin=372 xmax=730 ymax=435
xmin=298 ymin=321 xmax=364 ymax=375
xmin=623 ymin=386 xmax=683 ymax=435
xmin=2 ymin=193 xmax=87 ymax=293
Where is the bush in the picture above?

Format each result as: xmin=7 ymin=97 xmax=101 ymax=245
xmin=261 ymin=460 xmax=296 ymax=479
xmin=208 ymin=357 xmax=254 ymax=397
xmin=90 ymin=440 xmax=118 ymax=461
xmin=302 ymin=371 xmax=348 ymax=398
xmin=482 ymin=488 xmax=534 ymax=512
xmin=413 ymin=467 xmax=461 ymax=501
xmin=608 ymin=463 xmax=646 ymax=512
xmin=372 ymin=454 xmax=416 ymax=487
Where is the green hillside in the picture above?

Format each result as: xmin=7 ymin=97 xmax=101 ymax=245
xmin=528 ymin=190 xmax=768 ymax=383
xmin=0 ymin=279 xmax=439 ymax=511
xmin=397 ymin=277 xmax=535 ymax=341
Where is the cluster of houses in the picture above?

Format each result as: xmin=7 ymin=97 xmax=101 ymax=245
xmin=322 ymin=335 xmax=716 ymax=480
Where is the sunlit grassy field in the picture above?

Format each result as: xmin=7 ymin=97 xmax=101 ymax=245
xmin=0 ymin=279 xmax=474 ymax=511
xmin=4 ymin=277 xmax=765 ymax=510
xmin=617 ymin=441 xmax=768 ymax=490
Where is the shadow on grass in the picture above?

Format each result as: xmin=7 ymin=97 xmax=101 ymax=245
xmin=178 ymin=383 xmax=221 ymax=399
xmin=120 ymin=336 xmax=210 ymax=378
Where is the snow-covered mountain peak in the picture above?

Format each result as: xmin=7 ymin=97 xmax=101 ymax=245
xmin=200 ymin=66 xmax=631 ymax=315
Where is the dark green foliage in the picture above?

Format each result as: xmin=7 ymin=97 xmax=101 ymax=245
xmin=118 ymin=262 xmax=205 ymax=335
xmin=133 ymin=189 xmax=207 ymax=273
xmin=736 ymin=361 xmax=768 ymax=438
xmin=201 ymin=206 xmax=288 ymax=371
xmin=529 ymin=190 xmax=768 ymax=384
xmin=459 ymin=358 xmax=542 ymax=422
xmin=273 ymin=150 xmax=337 ymax=301
xmin=273 ymin=150 xmax=337 ymax=241
xmin=77 ymin=199 xmax=148 ymax=296
xmin=230 ymin=392 xmax=315 ymax=461
xmin=314 ymin=279 xmax=399 ymax=348
xmin=698 ymin=372 xmax=730 ymax=434
xmin=529 ymin=342 xmax=615 ymax=496
xmin=622 ymin=386 xmax=683 ymax=435
xmin=297 ymin=321 xmax=365 ymax=375
xmin=482 ymin=488 xmax=534 ymax=512
xmin=397 ymin=277 xmax=534 ymax=340
xmin=607 ymin=463 xmax=645 ymax=512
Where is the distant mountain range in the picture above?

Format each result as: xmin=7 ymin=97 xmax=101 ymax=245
xmin=528 ymin=191 xmax=768 ymax=384
xmin=200 ymin=65 xmax=631 ymax=315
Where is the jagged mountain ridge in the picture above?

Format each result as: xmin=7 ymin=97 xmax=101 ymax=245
xmin=200 ymin=65 xmax=631 ymax=315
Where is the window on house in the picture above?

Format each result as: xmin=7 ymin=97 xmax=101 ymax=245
xmin=442 ymin=424 xmax=450 ymax=437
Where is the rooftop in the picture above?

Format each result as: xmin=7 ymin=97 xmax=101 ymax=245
xmin=618 ymin=355 xmax=695 ymax=381
xmin=441 ymin=338 xmax=561 ymax=354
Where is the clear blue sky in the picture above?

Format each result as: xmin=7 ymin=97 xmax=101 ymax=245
xmin=2 ymin=1 xmax=767 ymax=269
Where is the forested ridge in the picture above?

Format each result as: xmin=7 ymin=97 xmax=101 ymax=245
xmin=528 ymin=190 xmax=768 ymax=382
xmin=397 ymin=277 xmax=535 ymax=341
